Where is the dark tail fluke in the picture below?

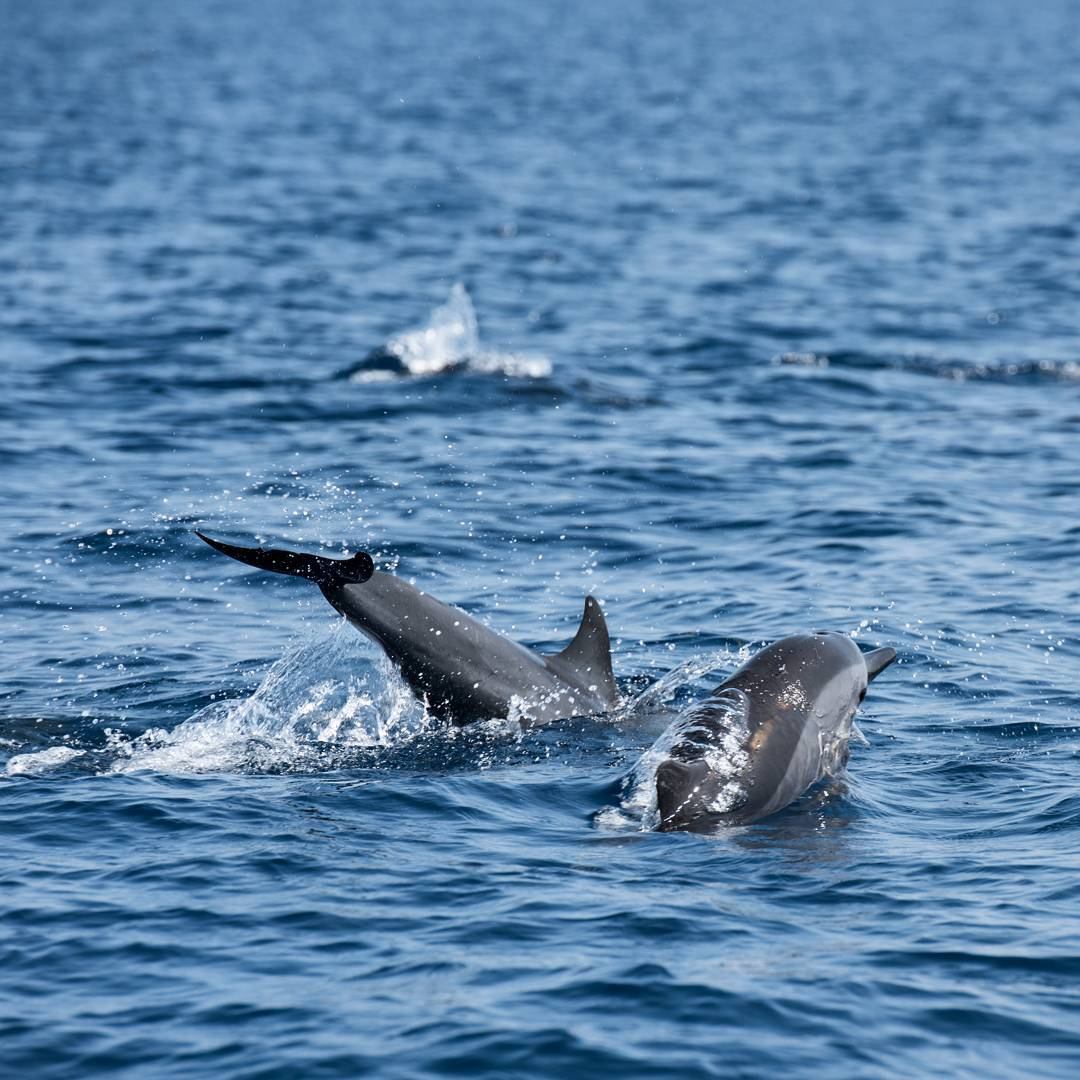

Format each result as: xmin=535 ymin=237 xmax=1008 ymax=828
xmin=195 ymin=532 xmax=374 ymax=586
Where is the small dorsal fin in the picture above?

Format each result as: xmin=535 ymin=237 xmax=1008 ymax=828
xmin=545 ymin=596 xmax=619 ymax=706
xmin=863 ymin=646 xmax=897 ymax=682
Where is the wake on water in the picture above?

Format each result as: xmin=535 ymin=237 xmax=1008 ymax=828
xmin=6 ymin=625 xmax=427 ymax=778
xmin=5 ymin=622 xmax=867 ymax=835
xmin=6 ymin=619 xmax=762 ymax=832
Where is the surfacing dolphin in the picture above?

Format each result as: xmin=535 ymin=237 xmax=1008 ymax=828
xmin=653 ymin=631 xmax=895 ymax=831
xmin=196 ymin=532 xmax=619 ymax=726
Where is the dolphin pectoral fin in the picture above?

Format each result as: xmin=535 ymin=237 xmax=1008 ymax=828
xmin=863 ymin=646 xmax=897 ymax=682
xmin=545 ymin=595 xmax=619 ymax=706
xmin=195 ymin=532 xmax=374 ymax=585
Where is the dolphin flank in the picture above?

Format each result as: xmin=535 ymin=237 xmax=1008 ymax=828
xmin=195 ymin=532 xmax=619 ymax=726
xmin=654 ymin=631 xmax=896 ymax=830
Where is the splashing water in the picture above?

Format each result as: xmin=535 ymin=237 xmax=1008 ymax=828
xmin=615 ymin=645 xmax=748 ymax=724
xmin=6 ymin=3 xmax=1080 ymax=1073
xmin=6 ymin=746 xmax=85 ymax=776
xmin=109 ymin=626 xmax=432 ymax=775
xmin=380 ymin=282 xmax=478 ymax=376
xmin=599 ymin=651 xmax=753 ymax=831
xmin=7 ymin=619 xmax=617 ymax=779
xmin=348 ymin=283 xmax=552 ymax=381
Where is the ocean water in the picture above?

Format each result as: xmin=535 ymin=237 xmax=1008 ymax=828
xmin=2 ymin=0 xmax=1079 ymax=1075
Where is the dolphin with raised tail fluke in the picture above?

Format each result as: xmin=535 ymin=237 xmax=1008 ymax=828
xmin=196 ymin=532 xmax=619 ymax=726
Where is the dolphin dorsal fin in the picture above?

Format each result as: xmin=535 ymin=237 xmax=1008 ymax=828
xmin=864 ymin=647 xmax=897 ymax=682
xmin=545 ymin=596 xmax=619 ymax=706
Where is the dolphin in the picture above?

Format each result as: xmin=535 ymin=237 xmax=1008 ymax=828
xmin=195 ymin=532 xmax=619 ymax=726
xmin=653 ymin=631 xmax=895 ymax=831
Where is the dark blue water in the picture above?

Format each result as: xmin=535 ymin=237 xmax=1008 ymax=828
xmin=3 ymin=1 xmax=1080 ymax=1075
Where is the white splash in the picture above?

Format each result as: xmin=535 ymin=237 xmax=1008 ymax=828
xmin=350 ymin=283 xmax=552 ymax=381
xmin=614 ymin=646 xmax=748 ymax=725
xmin=111 ymin=626 xmax=431 ymax=775
xmin=7 ymin=746 xmax=85 ymax=776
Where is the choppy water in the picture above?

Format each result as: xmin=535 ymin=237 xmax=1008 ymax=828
xmin=3 ymin=0 xmax=1079 ymax=1075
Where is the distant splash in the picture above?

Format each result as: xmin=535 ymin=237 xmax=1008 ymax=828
xmin=344 ymin=284 xmax=552 ymax=382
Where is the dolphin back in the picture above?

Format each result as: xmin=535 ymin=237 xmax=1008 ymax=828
xmin=195 ymin=532 xmax=620 ymax=727
xmin=655 ymin=632 xmax=890 ymax=830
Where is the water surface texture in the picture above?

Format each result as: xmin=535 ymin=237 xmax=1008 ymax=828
xmin=2 ymin=1 xmax=1079 ymax=1076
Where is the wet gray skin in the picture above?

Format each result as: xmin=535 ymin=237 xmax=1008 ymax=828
xmin=321 ymin=573 xmax=617 ymax=725
xmin=196 ymin=533 xmax=618 ymax=726
xmin=655 ymin=632 xmax=896 ymax=831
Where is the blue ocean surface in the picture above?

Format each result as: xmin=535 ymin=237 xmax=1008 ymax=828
xmin=2 ymin=0 xmax=1079 ymax=1075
